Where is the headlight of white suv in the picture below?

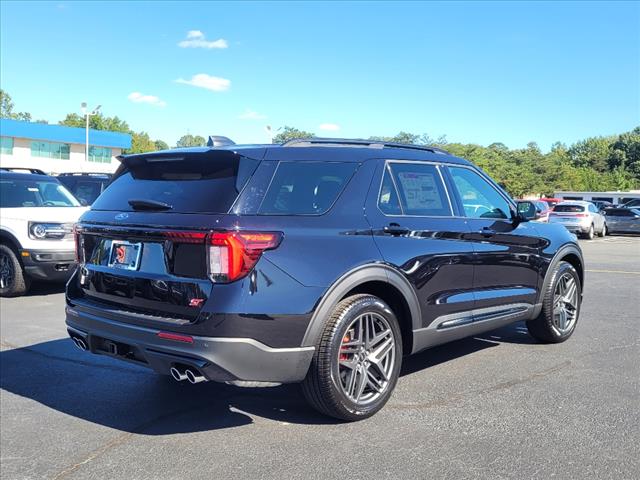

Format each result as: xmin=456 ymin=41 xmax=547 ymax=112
xmin=28 ymin=222 xmax=72 ymax=240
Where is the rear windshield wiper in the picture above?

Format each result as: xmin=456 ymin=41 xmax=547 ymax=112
xmin=128 ymin=199 xmax=173 ymax=211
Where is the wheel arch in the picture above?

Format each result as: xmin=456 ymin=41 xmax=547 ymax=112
xmin=0 ymin=229 xmax=22 ymax=252
xmin=301 ymin=264 xmax=422 ymax=354
xmin=538 ymin=244 xmax=584 ymax=306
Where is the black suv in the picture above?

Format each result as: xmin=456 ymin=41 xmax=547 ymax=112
xmin=57 ymin=172 xmax=112 ymax=206
xmin=66 ymin=139 xmax=584 ymax=421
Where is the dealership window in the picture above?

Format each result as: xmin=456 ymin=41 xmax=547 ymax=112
xmin=88 ymin=146 xmax=112 ymax=163
xmin=0 ymin=137 xmax=13 ymax=155
xmin=30 ymin=141 xmax=70 ymax=160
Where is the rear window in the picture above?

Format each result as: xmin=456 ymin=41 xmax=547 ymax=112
xmin=553 ymin=205 xmax=585 ymax=213
xmin=0 ymin=177 xmax=80 ymax=208
xmin=605 ymin=208 xmax=635 ymax=217
xmin=258 ymin=162 xmax=357 ymax=215
xmin=91 ymin=152 xmax=259 ymax=214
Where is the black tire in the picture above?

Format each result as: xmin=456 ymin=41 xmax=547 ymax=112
xmin=583 ymin=224 xmax=594 ymax=240
xmin=0 ymin=244 xmax=30 ymax=297
xmin=526 ymin=261 xmax=581 ymax=343
xmin=598 ymin=223 xmax=607 ymax=237
xmin=301 ymin=294 xmax=402 ymax=421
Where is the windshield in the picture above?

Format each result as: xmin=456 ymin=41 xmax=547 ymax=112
xmin=0 ymin=178 xmax=80 ymax=207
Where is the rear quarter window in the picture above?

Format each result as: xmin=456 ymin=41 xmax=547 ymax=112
xmin=258 ymin=162 xmax=358 ymax=215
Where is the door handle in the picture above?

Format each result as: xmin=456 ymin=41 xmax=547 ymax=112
xmin=479 ymin=227 xmax=495 ymax=236
xmin=383 ymin=223 xmax=410 ymax=236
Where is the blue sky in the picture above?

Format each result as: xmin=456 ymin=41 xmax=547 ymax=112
xmin=1 ymin=1 xmax=638 ymax=149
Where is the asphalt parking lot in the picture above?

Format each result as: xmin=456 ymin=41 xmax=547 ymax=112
xmin=1 ymin=236 xmax=639 ymax=480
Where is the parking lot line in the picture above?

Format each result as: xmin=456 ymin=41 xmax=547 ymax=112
xmin=585 ymin=269 xmax=640 ymax=275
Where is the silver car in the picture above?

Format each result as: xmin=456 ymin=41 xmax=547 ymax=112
xmin=602 ymin=208 xmax=640 ymax=234
xmin=548 ymin=201 xmax=606 ymax=239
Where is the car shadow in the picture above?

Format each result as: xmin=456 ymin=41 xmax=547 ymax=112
xmin=0 ymin=323 xmax=537 ymax=433
xmin=24 ymin=281 xmax=67 ymax=297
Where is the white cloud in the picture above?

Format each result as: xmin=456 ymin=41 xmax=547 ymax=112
xmin=238 ymin=109 xmax=267 ymax=120
xmin=319 ymin=123 xmax=340 ymax=132
xmin=178 ymin=31 xmax=228 ymax=49
xmin=127 ymin=92 xmax=167 ymax=107
xmin=175 ymin=74 xmax=231 ymax=92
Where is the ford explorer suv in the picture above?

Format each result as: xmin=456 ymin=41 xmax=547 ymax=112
xmin=66 ymin=138 xmax=585 ymax=421
xmin=1 ymin=169 xmax=87 ymax=296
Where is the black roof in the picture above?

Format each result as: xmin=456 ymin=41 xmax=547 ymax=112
xmin=122 ymin=137 xmax=472 ymax=166
xmin=0 ymin=170 xmax=57 ymax=181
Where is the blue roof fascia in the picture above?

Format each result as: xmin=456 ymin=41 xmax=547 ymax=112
xmin=0 ymin=118 xmax=132 ymax=149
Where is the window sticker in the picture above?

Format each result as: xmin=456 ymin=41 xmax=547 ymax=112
xmin=397 ymin=172 xmax=443 ymax=211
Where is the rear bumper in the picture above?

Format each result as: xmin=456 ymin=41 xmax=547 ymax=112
xmin=21 ymin=249 xmax=76 ymax=281
xmin=65 ymin=306 xmax=315 ymax=384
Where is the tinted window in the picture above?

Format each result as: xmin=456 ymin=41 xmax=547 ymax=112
xmin=0 ymin=178 xmax=80 ymax=207
xmin=259 ymin=162 xmax=357 ymax=215
xmin=449 ymin=167 xmax=511 ymax=219
xmin=553 ymin=205 xmax=585 ymax=213
xmin=605 ymin=208 xmax=634 ymax=217
xmin=381 ymin=163 xmax=451 ymax=216
xmin=378 ymin=167 xmax=402 ymax=215
xmin=92 ymin=152 xmax=259 ymax=214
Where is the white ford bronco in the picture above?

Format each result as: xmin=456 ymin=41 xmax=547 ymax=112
xmin=0 ymin=168 xmax=87 ymax=296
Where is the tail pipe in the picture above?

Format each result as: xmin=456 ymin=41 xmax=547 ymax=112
xmin=71 ymin=336 xmax=88 ymax=351
xmin=185 ymin=368 xmax=207 ymax=384
xmin=169 ymin=366 xmax=208 ymax=384
xmin=170 ymin=367 xmax=187 ymax=382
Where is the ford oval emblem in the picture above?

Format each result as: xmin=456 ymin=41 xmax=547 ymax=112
xmin=115 ymin=213 xmax=129 ymax=221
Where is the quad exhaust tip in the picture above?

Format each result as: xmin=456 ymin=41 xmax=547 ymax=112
xmin=170 ymin=366 xmax=208 ymax=384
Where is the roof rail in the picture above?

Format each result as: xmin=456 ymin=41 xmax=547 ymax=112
xmin=0 ymin=167 xmax=47 ymax=175
xmin=57 ymin=172 xmax=112 ymax=177
xmin=282 ymin=137 xmax=450 ymax=155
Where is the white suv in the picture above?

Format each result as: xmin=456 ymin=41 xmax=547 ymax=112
xmin=0 ymin=169 xmax=87 ymax=296
xmin=548 ymin=200 xmax=607 ymax=239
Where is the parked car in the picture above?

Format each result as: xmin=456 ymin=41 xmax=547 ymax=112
xmin=621 ymin=198 xmax=640 ymax=209
xmin=66 ymin=138 xmax=584 ymax=421
xmin=540 ymin=197 xmax=563 ymax=208
xmin=57 ymin=172 xmax=113 ymax=206
xmin=602 ymin=207 xmax=640 ymax=234
xmin=591 ymin=200 xmax=614 ymax=212
xmin=548 ymin=201 xmax=606 ymax=239
xmin=0 ymin=169 xmax=87 ymax=296
xmin=516 ymin=200 xmax=550 ymax=222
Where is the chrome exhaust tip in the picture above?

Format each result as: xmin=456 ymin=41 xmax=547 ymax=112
xmin=185 ymin=369 xmax=207 ymax=384
xmin=73 ymin=337 xmax=88 ymax=351
xmin=170 ymin=367 xmax=187 ymax=382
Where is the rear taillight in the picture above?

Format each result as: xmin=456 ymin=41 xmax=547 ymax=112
xmin=207 ymin=231 xmax=282 ymax=283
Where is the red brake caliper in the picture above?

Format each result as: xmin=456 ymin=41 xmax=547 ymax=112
xmin=339 ymin=332 xmax=350 ymax=361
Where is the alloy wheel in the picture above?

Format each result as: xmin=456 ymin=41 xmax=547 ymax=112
xmin=336 ymin=312 xmax=396 ymax=405
xmin=551 ymin=273 xmax=578 ymax=335
xmin=0 ymin=252 xmax=15 ymax=290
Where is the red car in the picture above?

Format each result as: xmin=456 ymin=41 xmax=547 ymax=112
xmin=540 ymin=197 xmax=563 ymax=208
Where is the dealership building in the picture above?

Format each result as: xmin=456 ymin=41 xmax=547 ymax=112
xmin=0 ymin=119 xmax=131 ymax=174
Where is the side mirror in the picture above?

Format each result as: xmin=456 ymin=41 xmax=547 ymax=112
xmin=79 ymin=198 xmax=89 ymax=207
xmin=517 ymin=201 xmax=537 ymax=221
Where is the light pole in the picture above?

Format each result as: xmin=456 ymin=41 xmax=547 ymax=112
xmin=81 ymin=102 xmax=101 ymax=163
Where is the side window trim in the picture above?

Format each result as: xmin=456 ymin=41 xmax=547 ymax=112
xmin=444 ymin=164 xmax=516 ymax=219
xmin=376 ymin=160 xmax=455 ymax=218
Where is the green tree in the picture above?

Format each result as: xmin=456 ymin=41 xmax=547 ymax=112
xmin=59 ymin=113 xmax=130 ymax=133
xmin=0 ymin=89 xmax=32 ymax=121
xmin=176 ymin=134 xmax=206 ymax=148
xmin=128 ymin=132 xmax=157 ymax=154
xmin=154 ymin=140 xmax=169 ymax=151
xmin=272 ymin=126 xmax=315 ymax=144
